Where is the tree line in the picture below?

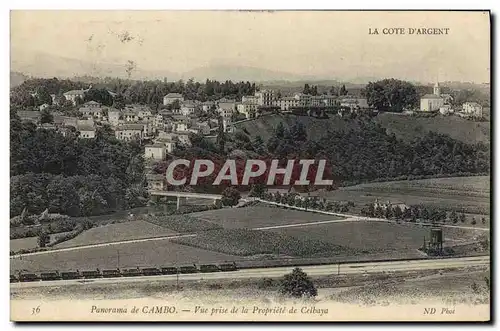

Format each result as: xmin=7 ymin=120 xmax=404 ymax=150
xmin=10 ymin=113 xmax=147 ymax=218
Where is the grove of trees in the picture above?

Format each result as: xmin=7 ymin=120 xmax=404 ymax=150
xmin=363 ymin=79 xmax=419 ymax=112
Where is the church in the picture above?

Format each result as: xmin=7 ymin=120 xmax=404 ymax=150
xmin=419 ymin=82 xmax=452 ymax=112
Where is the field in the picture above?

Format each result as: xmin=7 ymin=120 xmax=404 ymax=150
xmin=310 ymin=176 xmax=490 ymax=222
xmin=375 ymin=112 xmax=490 ymax=144
xmin=10 ymin=239 xmax=239 ymax=273
xmin=10 ymin=237 xmax=38 ymax=252
xmin=54 ymin=221 xmax=178 ymax=249
xmin=234 ymin=113 xmax=490 ymax=144
xmin=190 ymin=205 xmax=342 ymax=229
xmin=171 ymin=228 xmax=356 ymax=257
xmin=269 ymin=221 xmax=483 ymax=254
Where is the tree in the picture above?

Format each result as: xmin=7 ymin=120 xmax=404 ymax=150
xmin=459 ymin=213 xmax=466 ymax=223
xmin=471 ymin=217 xmax=477 ymax=225
xmin=339 ymin=84 xmax=348 ymax=96
xmin=449 ymin=211 xmax=459 ymax=224
xmin=249 ymin=183 xmax=266 ymax=198
xmin=280 ymin=267 xmax=317 ymax=298
xmin=84 ymin=88 xmax=113 ymax=106
xmin=481 ymin=217 xmax=486 ymax=225
xmin=40 ymin=108 xmax=53 ymax=124
xmin=221 ymin=186 xmax=241 ymax=207
xmin=38 ymin=231 xmax=49 ymax=248
xmin=363 ymin=79 xmax=418 ymax=112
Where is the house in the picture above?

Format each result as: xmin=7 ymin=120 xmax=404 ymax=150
xmin=144 ymin=144 xmax=167 ymax=161
xmin=78 ymin=125 xmax=96 ymax=139
xmin=201 ymin=101 xmax=215 ymax=112
xmin=420 ymin=82 xmax=446 ymax=112
xmin=237 ymin=101 xmax=258 ymax=119
xmin=180 ymin=101 xmax=197 ymax=116
xmin=38 ymin=123 xmax=57 ymax=131
xmin=242 ymin=95 xmax=259 ymax=104
xmin=462 ymin=102 xmax=483 ymax=117
xmin=115 ymin=123 xmax=144 ymax=141
xmin=63 ymin=89 xmax=87 ymax=105
xmin=340 ymin=97 xmax=369 ymax=111
xmin=279 ymin=97 xmax=299 ymax=111
xmin=154 ymin=137 xmax=176 ymax=153
xmin=218 ymin=102 xmax=235 ymax=118
xmin=108 ymin=110 xmax=122 ymax=126
xmin=83 ymin=101 xmax=101 ymax=108
xmin=255 ymin=90 xmax=277 ymax=106
xmin=146 ymin=173 xmax=165 ymax=191
xmin=79 ymin=105 xmax=103 ymax=120
xmin=163 ymin=93 xmax=184 ymax=105
xmin=373 ymin=199 xmax=409 ymax=212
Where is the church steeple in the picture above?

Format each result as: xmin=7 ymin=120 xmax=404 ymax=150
xmin=433 ymin=81 xmax=441 ymax=97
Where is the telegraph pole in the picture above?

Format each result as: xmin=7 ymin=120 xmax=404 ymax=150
xmin=337 ymin=263 xmax=340 ymax=275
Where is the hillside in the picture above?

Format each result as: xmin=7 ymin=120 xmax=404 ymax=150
xmin=234 ymin=113 xmax=490 ymax=145
xmin=375 ymin=113 xmax=490 ymax=144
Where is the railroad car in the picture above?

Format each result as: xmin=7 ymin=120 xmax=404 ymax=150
xmin=61 ymin=271 xmax=81 ymax=280
xmin=199 ymin=264 xmax=220 ymax=273
xmin=179 ymin=264 xmax=198 ymax=274
xmin=102 ymin=269 xmax=122 ymax=278
xmin=122 ymin=268 xmax=143 ymax=277
xmin=18 ymin=272 xmax=40 ymax=282
xmin=40 ymin=271 xmax=62 ymax=281
xmin=161 ymin=267 xmax=178 ymax=275
xmin=218 ymin=262 xmax=238 ymax=271
xmin=142 ymin=267 xmax=161 ymax=276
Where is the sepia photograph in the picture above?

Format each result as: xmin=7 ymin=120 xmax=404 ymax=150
xmin=8 ymin=10 xmax=491 ymax=322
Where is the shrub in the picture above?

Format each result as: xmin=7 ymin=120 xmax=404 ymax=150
xmin=280 ymin=268 xmax=317 ymax=298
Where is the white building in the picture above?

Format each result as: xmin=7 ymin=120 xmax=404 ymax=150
xmin=340 ymin=97 xmax=369 ymax=111
xmin=462 ymin=102 xmax=483 ymax=117
xmin=163 ymin=93 xmax=184 ymax=105
xmin=108 ymin=110 xmax=122 ymax=126
xmin=420 ymin=82 xmax=446 ymax=112
xmin=279 ymin=97 xmax=299 ymax=111
xmin=63 ymin=89 xmax=87 ymax=105
xmin=237 ymin=101 xmax=258 ymax=119
xmin=255 ymin=90 xmax=277 ymax=106
xmin=180 ymin=101 xmax=197 ymax=116
xmin=218 ymin=102 xmax=235 ymax=118
xmin=115 ymin=123 xmax=144 ymax=141
xmin=144 ymin=144 xmax=166 ymax=161
xmin=78 ymin=125 xmax=96 ymax=139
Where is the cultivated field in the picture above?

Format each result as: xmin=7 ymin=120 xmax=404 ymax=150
xmin=311 ymin=176 xmax=490 ymax=222
xmin=10 ymin=237 xmax=38 ymax=252
xmin=10 ymin=239 xmax=239 ymax=273
xmin=171 ymin=228 xmax=357 ymax=257
xmin=190 ymin=205 xmax=343 ymax=229
xmin=54 ymin=220 xmax=178 ymax=249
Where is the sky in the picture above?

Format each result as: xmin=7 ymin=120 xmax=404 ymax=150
xmin=10 ymin=10 xmax=491 ymax=83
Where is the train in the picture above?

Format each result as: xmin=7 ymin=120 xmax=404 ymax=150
xmin=10 ymin=262 xmax=238 ymax=283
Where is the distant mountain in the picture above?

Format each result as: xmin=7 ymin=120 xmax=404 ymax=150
xmin=10 ymin=50 xmax=179 ymax=81
xmin=181 ymin=65 xmax=312 ymax=82
xmin=10 ymin=71 xmax=29 ymax=88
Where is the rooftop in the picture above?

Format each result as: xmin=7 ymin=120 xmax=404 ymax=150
xmin=118 ymin=124 xmax=144 ymax=131
xmin=164 ymin=93 xmax=183 ymax=98
xmin=421 ymin=94 xmax=444 ymax=99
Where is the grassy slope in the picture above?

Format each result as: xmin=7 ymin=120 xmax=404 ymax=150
xmin=234 ymin=112 xmax=490 ymax=144
xmin=54 ymin=220 xmax=178 ymax=249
